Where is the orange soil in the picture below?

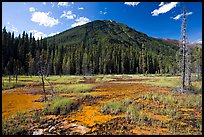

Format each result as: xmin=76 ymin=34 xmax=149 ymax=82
xmin=131 ymin=126 xmax=170 ymax=135
xmin=63 ymin=81 xmax=173 ymax=134
xmin=2 ymin=78 xmax=202 ymax=135
xmin=2 ymin=88 xmax=43 ymax=120
xmin=68 ymin=105 xmax=116 ymax=127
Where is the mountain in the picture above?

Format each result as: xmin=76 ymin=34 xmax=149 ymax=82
xmin=157 ymin=38 xmax=202 ymax=48
xmin=5 ymin=20 xmax=202 ymax=76
xmin=42 ymin=20 xmax=180 ymax=75
xmin=46 ymin=20 xmax=179 ymax=54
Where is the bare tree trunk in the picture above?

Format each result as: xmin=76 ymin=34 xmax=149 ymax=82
xmin=41 ymin=75 xmax=46 ymax=103
xmin=15 ymin=73 xmax=18 ymax=84
xmin=186 ymin=45 xmax=192 ymax=89
xmin=44 ymin=77 xmax=55 ymax=96
xmin=9 ymin=74 xmax=11 ymax=83
xmin=180 ymin=6 xmax=187 ymax=93
xmin=181 ymin=45 xmax=186 ymax=92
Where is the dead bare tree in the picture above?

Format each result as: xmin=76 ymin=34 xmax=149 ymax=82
xmin=180 ymin=5 xmax=192 ymax=92
xmin=180 ymin=6 xmax=187 ymax=93
xmin=38 ymin=64 xmax=47 ymax=103
xmin=38 ymin=50 xmax=55 ymax=103
xmin=186 ymin=43 xmax=192 ymax=89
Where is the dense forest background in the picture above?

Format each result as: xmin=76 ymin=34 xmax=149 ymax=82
xmin=1 ymin=20 xmax=202 ymax=77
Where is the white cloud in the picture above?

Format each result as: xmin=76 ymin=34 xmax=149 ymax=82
xmin=60 ymin=11 xmax=76 ymax=19
xmin=191 ymin=39 xmax=202 ymax=44
xmin=48 ymin=32 xmax=60 ymax=37
xmin=172 ymin=12 xmax=193 ymax=20
xmin=29 ymin=30 xmax=47 ymax=39
xmin=173 ymin=14 xmax=182 ymax=20
xmin=197 ymin=40 xmax=202 ymax=44
xmin=100 ymin=11 xmax=107 ymax=15
xmin=58 ymin=2 xmax=69 ymax=7
xmin=159 ymin=2 xmax=164 ymax=6
xmin=78 ymin=7 xmax=84 ymax=10
xmin=71 ymin=17 xmax=90 ymax=28
xmin=187 ymin=12 xmax=193 ymax=16
xmin=151 ymin=2 xmax=179 ymax=16
xmin=29 ymin=7 xmax=35 ymax=12
xmin=31 ymin=11 xmax=59 ymax=27
xmin=11 ymin=25 xmax=18 ymax=32
xmin=42 ymin=2 xmax=46 ymax=5
xmin=5 ymin=23 xmax=18 ymax=33
xmin=124 ymin=2 xmax=140 ymax=7
xmin=51 ymin=2 xmax=54 ymax=8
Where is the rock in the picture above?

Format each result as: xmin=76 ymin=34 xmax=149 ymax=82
xmin=33 ymin=129 xmax=44 ymax=135
xmin=49 ymin=126 xmax=56 ymax=132
xmin=66 ymin=123 xmax=91 ymax=135
xmin=33 ymin=96 xmax=53 ymax=102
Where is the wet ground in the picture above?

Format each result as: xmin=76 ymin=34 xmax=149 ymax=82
xmin=2 ymin=76 xmax=202 ymax=135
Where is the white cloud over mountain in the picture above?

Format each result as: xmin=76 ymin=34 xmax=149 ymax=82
xmin=31 ymin=11 xmax=59 ymax=27
xmin=71 ymin=17 xmax=90 ymax=28
xmin=29 ymin=29 xmax=47 ymax=39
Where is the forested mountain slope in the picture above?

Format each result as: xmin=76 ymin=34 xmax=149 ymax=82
xmin=2 ymin=20 xmax=201 ymax=75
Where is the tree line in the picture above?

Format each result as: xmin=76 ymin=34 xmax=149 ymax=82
xmin=2 ymin=27 xmax=202 ymax=77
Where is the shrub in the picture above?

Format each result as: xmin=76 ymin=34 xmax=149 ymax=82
xmin=101 ymin=98 xmax=135 ymax=115
xmin=44 ymin=96 xmax=79 ymax=115
xmin=125 ymin=105 xmax=151 ymax=125
xmin=53 ymin=84 xmax=95 ymax=93
xmin=101 ymin=100 xmax=126 ymax=114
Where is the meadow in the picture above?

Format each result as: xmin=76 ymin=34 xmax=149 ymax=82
xmin=2 ymin=74 xmax=202 ymax=135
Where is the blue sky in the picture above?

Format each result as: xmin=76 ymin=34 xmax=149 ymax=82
xmin=2 ymin=2 xmax=202 ymax=43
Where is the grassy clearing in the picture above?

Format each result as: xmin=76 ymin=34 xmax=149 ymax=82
xmin=2 ymin=76 xmax=41 ymax=90
xmin=101 ymin=98 xmax=133 ymax=115
xmin=44 ymin=96 xmax=79 ymax=115
xmin=140 ymin=92 xmax=202 ymax=109
xmin=46 ymin=75 xmax=85 ymax=84
xmin=101 ymin=98 xmax=153 ymax=126
xmin=94 ymin=75 xmax=116 ymax=82
xmin=146 ymin=76 xmax=180 ymax=88
xmin=126 ymin=106 xmax=153 ymax=126
xmin=53 ymin=84 xmax=96 ymax=93
xmin=137 ymin=91 xmax=202 ymax=134
xmin=77 ymin=93 xmax=103 ymax=101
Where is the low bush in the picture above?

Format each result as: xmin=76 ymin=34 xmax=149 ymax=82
xmin=126 ymin=105 xmax=152 ymax=125
xmin=101 ymin=99 xmax=127 ymax=114
xmin=101 ymin=98 xmax=135 ymax=115
xmin=53 ymin=84 xmax=95 ymax=93
xmin=44 ymin=96 xmax=79 ymax=115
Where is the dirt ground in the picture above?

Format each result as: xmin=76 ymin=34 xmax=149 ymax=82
xmin=2 ymin=77 xmax=202 ymax=135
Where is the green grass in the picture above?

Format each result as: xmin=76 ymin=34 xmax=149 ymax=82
xmin=95 ymin=75 xmax=115 ymax=82
xmin=77 ymin=93 xmax=103 ymax=101
xmin=53 ymin=84 xmax=95 ymax=93
xmin=147 ymin=76 xmax=181 ymax=88
xmin=2 ymin=76 xmax=41 ymax=90
xmin=101 ymin=100 xmax=125 ymax=114
xmin=44 ymin=96 xmax=79 ymax=115
xmin=101 ymin=98 xmax=134 ymax=115
xmin=2 ymin=111 xmax=29 ymax=135
xmin=140 ymin=91 xmax=202 ymax=109
xmin=46 ymin=75 xmax=85 ymax=84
